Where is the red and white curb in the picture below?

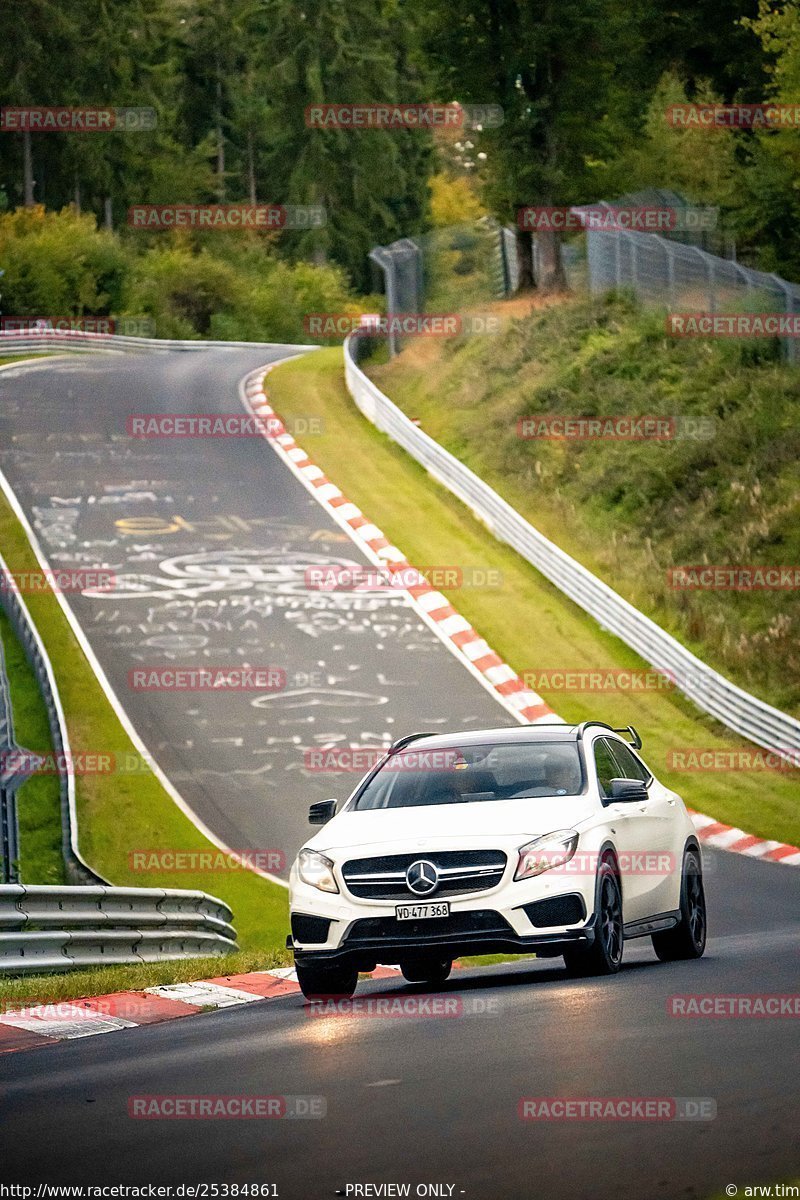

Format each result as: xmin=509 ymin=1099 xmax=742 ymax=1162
xmin=0 ymin=966 xmax=404 ymax=1055
xmin=689 ymin=811 xmax=800 ymax=865
xmin=240 ymin=367 xmax=556 ymax=726
xmin=241 ymin=365 xmax=800 ymax=872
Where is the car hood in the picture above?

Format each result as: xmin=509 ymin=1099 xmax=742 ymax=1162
xmin=304 ymin=794 xmax=596 ymax=855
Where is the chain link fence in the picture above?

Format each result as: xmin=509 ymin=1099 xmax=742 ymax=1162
xmin=368 ymin=219 xmax=520 ymax=356
xmin=584 ymin=199 xmax=800 ymax=364
xmin=368 ymin=189 xmax=800 ymax=363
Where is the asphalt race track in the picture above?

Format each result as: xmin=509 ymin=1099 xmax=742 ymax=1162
xmin=2 ymin=847 xmax=799 ymax=1197
xmin=0 ymin=348 xmax=506 ymax=868
xmin=0 ymin=350 xmax=798 ymax=1197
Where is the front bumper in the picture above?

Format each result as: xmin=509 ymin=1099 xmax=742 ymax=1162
xmin=291 ymin=912 xmax=597 ymax=970
xmin=289 ymin=860 xmax=597 ymax=970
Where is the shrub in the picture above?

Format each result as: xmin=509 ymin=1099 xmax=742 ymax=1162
xmin=0 ymin=206 xmax=128 ymax=317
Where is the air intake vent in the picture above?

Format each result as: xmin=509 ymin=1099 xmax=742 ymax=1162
xmin=522 ymin=895 xmax=586 ymax=927
xmin=291 ymin=913 xmax=332 ymax=943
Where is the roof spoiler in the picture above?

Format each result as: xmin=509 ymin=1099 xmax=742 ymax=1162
xmin=613 ymin=725 xmax=642 ymax=750
xmin=389 ymin=732 xmax=432 ymax=753
xmin=577 ymin=721 xmax=642 ymax=751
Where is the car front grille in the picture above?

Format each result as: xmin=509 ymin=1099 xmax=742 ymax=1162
xmin=341 ymin=849 xmax=507 ymax=900
xmin=344 ymin=910 xmax=514 ymax=944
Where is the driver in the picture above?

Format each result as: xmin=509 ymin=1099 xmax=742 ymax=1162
xmin=544 ymin=755 xmax=581 ymax=795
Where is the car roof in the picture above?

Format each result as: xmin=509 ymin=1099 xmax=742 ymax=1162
xmin=392 ymin=725 xmax=583 ymax=750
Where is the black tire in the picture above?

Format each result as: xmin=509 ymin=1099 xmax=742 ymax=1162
xmin=563 ymin=860 xmax=624 ymax=977
xmin=295 ymin=962 xmax=359 ymax=1001
xmin=399 ymin=957 xmax=453 ymax=986
xmin=652 ymin=849 xmax=706 ymax=962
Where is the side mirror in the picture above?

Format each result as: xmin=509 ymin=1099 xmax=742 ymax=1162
xmin=309 ymin=799 xmax=337 ymax=825
xmin=609 ymin=778 xmax=648 ymax=803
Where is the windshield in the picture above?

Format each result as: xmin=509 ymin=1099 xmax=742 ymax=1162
xmin=352 ymin=741 xmax=584 ymax=810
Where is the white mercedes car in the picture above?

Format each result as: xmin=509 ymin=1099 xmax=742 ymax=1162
xmin=288 ymin=722 xmax=706 ymax=999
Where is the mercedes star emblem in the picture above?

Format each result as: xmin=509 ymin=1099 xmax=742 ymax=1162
xmin=406 ymin=859 xmax=439 ymax=896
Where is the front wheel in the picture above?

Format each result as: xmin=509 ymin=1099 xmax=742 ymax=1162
xmin=563 ymin=860 xmax=623 ymax=977
xmin=652 ymin=849 xmax=706 ymax=962
xmin=295 ymin=961 xmax=359 ymax=1001
xmin=400 ymin=957 xmax=453 ymax=986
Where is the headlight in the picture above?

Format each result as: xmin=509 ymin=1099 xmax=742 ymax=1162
xmin=514 ymin=829 xmax=578 ymax=880
xmin=297 ymin=848 xmax=339 ymax=893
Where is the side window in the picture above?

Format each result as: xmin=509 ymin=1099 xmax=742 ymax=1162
xmin=593 ymin=738 xmax=619 ymax=799
xmin=608 ymin=740 xmax=651 ymax=784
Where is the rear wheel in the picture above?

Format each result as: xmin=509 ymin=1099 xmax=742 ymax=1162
xmin=295 ymin=961 xmax=359 ymax=1001
xmin=563 ymin=861 xmax=623 ymax=977
xmin=400 ymin=957 xmax=453 ymax=986
xmin=652 ymin=849 xmax=706 ymax=961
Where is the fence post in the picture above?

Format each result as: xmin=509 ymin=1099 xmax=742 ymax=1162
xmin=733 ymin=262 xmax=754 ymax=299
xmin=368 ymin=246 xmax=399 ymax=357
xmin=664 ymin=238 xmax=676 ymax=309
xmin=498 ymin=226 xmax=510 ymax=296
xmin=413 ymin=239 xmax=424 ymax=310
xmin=769 ymin=273 xmax=796 ymax=364
xmin=368 ymin=240 xmax=424 ymax=358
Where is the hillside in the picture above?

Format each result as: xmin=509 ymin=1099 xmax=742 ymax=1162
xmin=369 ymin=293 xmax=800 ymax=716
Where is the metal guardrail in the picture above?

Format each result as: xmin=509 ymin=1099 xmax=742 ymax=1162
xmin=0 ymin=884 xmax=237 ymax=973
xmin=0 ymin=330 xmax=313 ymax=355
xmin=0 ymin=550 xmax=104 ymax=885
xmin=343 ymin=334 xmax=800 ymax=763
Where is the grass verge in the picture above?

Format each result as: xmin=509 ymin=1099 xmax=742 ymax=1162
xmin=0 ymin=487 xmax=290 ymax=969
xmin=267 ymin=347 xmax=800 ymax=846
xmin=0 ymin=355 xmax=60 ymax=367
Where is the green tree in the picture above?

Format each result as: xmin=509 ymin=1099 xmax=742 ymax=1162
xmin=0 ymin=0 xmax=77 ymax=206
xmin=418 ymin=0 xmax=626 ymax=290
xmin=599 ymin=72 xmax=741 ymax=213
xmin=737 ymin=0 xmax=800 ymax=277
xmin=258 ymin=0 xmax=432 ymax=289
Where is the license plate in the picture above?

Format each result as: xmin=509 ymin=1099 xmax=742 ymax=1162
xmin=395 ymin=902 xmax=450 ymax=921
